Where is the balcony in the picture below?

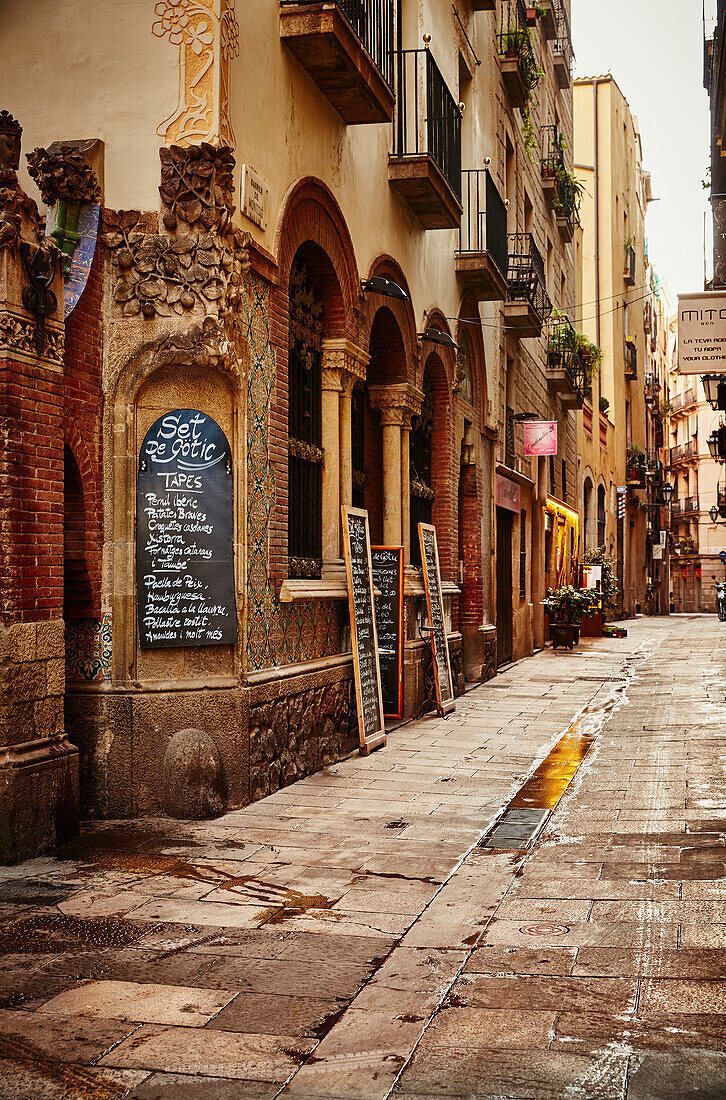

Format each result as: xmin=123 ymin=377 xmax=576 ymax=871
xmin=682 ymin=496 xmax=700 ymax=515
xmin=624 ymin=338 xmax=637 ymax=379
xmin=280 ymin=0 xmax=395 ymax=124
xmin=456 ymin=170 xmax=508 ymax=301
xmin=471 ymin=0 xmax=496 ymax=8
xmin=504 ymin=233 xmax=553 ymax=337
xmin=541 ymin=125 xmax=566 ymax=208
xmin=670 ymin=444 xmax=683 ymax=465
xmin=546 ymin=315 xmax=586 ymax=409
xmin=644 ymin=372 xmax=659 ymax=407
xmin=498 ymin=0 xmax=542 ymax=110
xmin=552 ymin=1 xmax=574 ymax=89
xmin=537 ymin=0 xmax=558 ymax=40
xmin=644 ymin=300 xmax=653 ymax=334
xmin=624 ymin=242 xmax=636 ymax=286
xmin=389 ymin=47 xmax=462 ymax=229
xmin=670 ymin=440 xmax=697 ymax=465
xmin=671 ymin=391 xmax=683 ymax=413
xmin=681 ymin=387 xmax=697 ymax=410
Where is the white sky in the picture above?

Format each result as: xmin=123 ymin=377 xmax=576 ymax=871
xmin=571 ymin=0 xmax=712 ymax=305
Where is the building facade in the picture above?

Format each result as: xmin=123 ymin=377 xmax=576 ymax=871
xmin=0 ymin=0 xmax=580 ymax=860
xmin=573 ymin=75 xmax=654 ymax=617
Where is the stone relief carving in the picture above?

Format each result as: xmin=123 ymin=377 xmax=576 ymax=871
xmin=0 ymin=111 xmax=43 ymax=253
xmin=159 ymin=142 xmax=234 ymax=233
xmin=156 ymin=315 xmax=234 ymax=371
xmin=152 ymin=0 xmax=239 ymax=147
xmin=0 ymin=310 xmax=64 ymax=366
xmin=26 ymin=145 xmax=101 ymax=206
xmin=102 ymin=209 xmax=250 ymax=320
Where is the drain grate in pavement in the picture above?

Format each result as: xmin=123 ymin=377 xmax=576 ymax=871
xmin=478 ymin=807 xmax=549 ymax=850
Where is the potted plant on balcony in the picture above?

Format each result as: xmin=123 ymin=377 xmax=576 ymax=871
xmin=626 ymin=443 xmax=647 ymax=487
xmin=599 ymin=395 xmax=610 ymax=415
xmin=543 ymin=586 xmax=592 ymax=649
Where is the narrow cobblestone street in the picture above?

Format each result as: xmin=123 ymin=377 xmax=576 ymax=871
xmin=1 ymin=615 xmax=725 ymax=1099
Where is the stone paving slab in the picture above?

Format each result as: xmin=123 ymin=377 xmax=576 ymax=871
xmin=4 ymin=617 xmax=726 ymax=1098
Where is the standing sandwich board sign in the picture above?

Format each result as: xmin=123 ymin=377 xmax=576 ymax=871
xmin=341 ymin=506 xmax=386 ymax=755
xmin=418 ymin=522 xmax=456 ymax=716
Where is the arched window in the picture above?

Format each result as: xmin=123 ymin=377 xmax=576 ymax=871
xmin=410 ymin=366 xmax=435 ymax=568
xmin=583 ymin=477 xmax=593 ymax=550
xmin=288 ymin=259 xmax=323 ymax=578
xmin=351 ymin=381 xmax=366 ymax=510
xmin=597 ymin=485 xmax=606 ymax=546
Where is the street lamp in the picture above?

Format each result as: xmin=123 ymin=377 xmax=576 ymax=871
xmin=708 ymin=426 xmax=726 ymax=461
xmin=361 ymin=276 xmax=409 ymax=302
xmin=420 ymin=327 xmax=458 ymax=350
xmin=703 ymin=374 xmax=726 ymax=412
xmin=711 ymin=505 xmax=720 ymax=523
xmin=661 ymin=482 xmax=673 ymax=505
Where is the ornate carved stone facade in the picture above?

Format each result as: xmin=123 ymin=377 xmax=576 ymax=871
xmin=26 ymin=144 xmax=102 ymax=205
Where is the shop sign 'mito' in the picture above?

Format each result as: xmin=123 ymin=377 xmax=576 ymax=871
xmin=678 ymin=291 xmax=726 ymax=373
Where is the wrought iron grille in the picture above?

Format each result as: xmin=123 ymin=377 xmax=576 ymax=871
xmin=624 ymin=339 xmax=638 ymax=379
xmin=351 ymin=381 xmax=366 ymax=510
xmin=393 ymin=47 xmax=462 ymax=202
xmin=457 ymin=169 xmax=508 ymax=278
xmin=288 ymin=261 xmax=323 ymax=578
xmin=410 ymin=368 xmax=434 ymax=568
xmin=507 ymin=233 xmax=553 ymax=323
xmin=281 ymin=0 xmax=395 ymax=89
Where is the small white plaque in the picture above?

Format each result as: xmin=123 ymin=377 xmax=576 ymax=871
xmin=241 ymin=164 xmax=268 ymax=230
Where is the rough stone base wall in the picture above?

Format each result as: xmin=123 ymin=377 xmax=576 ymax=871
xmin=0 ymin=620 xmax=65 ymax=745
xmin=249 ymin=669 xmax=356 ymax=801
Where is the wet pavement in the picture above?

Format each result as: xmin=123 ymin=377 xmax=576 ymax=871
xmin=1 ymin=615 xmax=725 ymax=1098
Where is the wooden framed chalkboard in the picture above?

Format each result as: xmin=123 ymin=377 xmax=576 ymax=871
xmin=341 ymin=506 xmax=387 ymax=755
xmin=418 ymin=522 xmax=455 ymax=716
xmin=371 ymin=546 xmax=404 ymax=719
xmin=136 ymin=409 xmax=237 ymax=649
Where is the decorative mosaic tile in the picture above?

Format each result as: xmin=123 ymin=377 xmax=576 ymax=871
xmin=65 ymin=612 xmax=112 ymax=681
xmin=240 ymin=273 xmax=342 ymax=671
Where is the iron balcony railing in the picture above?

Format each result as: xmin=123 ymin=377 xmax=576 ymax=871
xmin=498 ymin=0 xmax=540 ymax=92
xmin=624 ymin=242 xmax=636 ymax=283
xmin=546 ymin=314 xmax=587 ymax=399
xmin=541 ymin=124 xmax=566 ymax=182
xmin=684 ymin=439 xmax=697 ymax=459
xmin=644 ymin=373 xmax=659 ymax=402
xmin=457 ymin=169 xmax=508 ymax=276
xmin=682 ymin=387 xmax=697 ymax=409
xmin=683 ymin=496 xmax=700 ymax=514
xmin=671 ymin=391 xmax=683 ymax=412
xmin=671 ymin=499 xmax=683 ymax=516
xmin=392 ymin=47 xmax=462 ymax=202
xmin=624 ymin=339 xmax=637 ymax=378
xmin=552 ymin=0 xmax=574 ymax=76
xmin=507 ymin=233 xmax=552 ymax=323
xmin=282 ymin=0 xmax=395 ymax=89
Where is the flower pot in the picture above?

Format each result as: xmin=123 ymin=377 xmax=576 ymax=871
xmin=526 ymin=6 xmax=538 ymax=25
xmin=550 ymin=622 xmax=578 ymax=650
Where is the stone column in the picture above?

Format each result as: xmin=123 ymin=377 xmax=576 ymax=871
xmin=532 ymin=456 xmax=546 ymax=649
xmin=320 ymin=367 xmax=343 ymax=560
xmin=339 ymin=372 xmax=357 ymax=510
xmin=320 ymin=339 xmax=368 ymax=569
xmin=369 ymin=383 xmax=423 ymax=551
xmin=400 ymin=411 xmax=413 ymax=565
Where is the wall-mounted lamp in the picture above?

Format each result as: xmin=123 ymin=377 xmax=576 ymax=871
xmin=361 ymin=276 xmax=409 ymax=302
xmin=420 ymin=327 xmax=458 ymax=350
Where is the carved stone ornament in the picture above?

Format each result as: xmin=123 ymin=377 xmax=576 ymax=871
xmin=159 ymin=143 xmax=235 ymax=234
xmin=26 ymin=144 xmax=101 ymax=205
xmin=102 ymin=209 xmax=250 ymax=321
xmin=156 ymin=316 xmax=234 ymax=370
xmin=0 ymin=111 xmax=43 ymax=253
xmin=0 ymin=310 xmax=64 ymax=367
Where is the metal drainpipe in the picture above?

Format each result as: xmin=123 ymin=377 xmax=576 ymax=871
xmin=593 ymin=79 xmax=600 ymax=348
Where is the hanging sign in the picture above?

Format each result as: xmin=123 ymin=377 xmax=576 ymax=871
xmin=418 ymin=523 xmax=456 ymax=717
xmin=652 ymin=545 xmax=663 ymax=560
xmin=341 ymin=506 xmax=386 ymax=756
xmin=136 ymin=410 xmax=237 ymax=648
xmin=496 ymin=473 xmax=521 ymax=514
xmin=371 ymin=546 xmax=404 ymax=719
xmin=523 ymin=420 xmax=558 ymax=456
xmin=678 ymin=291 xmax=726 ymax=373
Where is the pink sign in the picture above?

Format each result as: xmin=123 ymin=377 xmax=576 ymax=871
xmin=523 ymin=420 xmax=558 ymax=457
xmin=496 ymin=473 xmax=520 ymax=514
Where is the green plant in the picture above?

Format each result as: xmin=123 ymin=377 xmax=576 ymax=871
xmin=582 ymin=546 xmax=620 ymax=609
xmin=624 ymin=234 xmax=637 ymax=255
xmin=499 ymin=26 xmax=544 ymax=162
xmin=659 ymin=397 xmax=673 ymax=418
xmin=543 ymin=586 xmax=593 ymax=624
xmin=599 ymin=395 xmax=610 ymax=414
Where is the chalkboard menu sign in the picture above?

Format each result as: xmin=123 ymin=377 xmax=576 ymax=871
xmin=371 ymin=546 xmax=404 ymax=719
xmin=341 ymin=506 xmax=386 ymax=755
xmin=137 ymin=409 xmax=237 ymax=649
xmin=418 ymin=522 xmax=455 ymax=716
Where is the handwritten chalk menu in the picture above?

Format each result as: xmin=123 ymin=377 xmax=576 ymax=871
xmin=371 ymin=546 xmax=404 ymax=719
xmin=418 ymin=523 xmax=455 ymax=716
xmin=341 ymin=506 xmax=386 ymax=756
xmin=137 ymin=410 xmax=237 ymax=649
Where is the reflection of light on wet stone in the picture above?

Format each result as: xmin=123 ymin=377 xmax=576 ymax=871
xmin=518 ymin=923 xmax=570 ymax=936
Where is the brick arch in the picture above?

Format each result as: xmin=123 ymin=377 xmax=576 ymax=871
xmin=422 ymin=351 xmax=456 ymax=582
xmin=361 ymin=254 xmax=418 ymax=381
xmin=418 ymin=309 xmax=455 ymax=393
xmin=274 ymin=176 xmax=360 ymax=340
xmin=456 ymin=293 xmax=487 ymax=422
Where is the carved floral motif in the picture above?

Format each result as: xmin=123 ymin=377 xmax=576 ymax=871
xmin=102 ymin=208 xmax=250 ymax=320
xmin=153 ymin=0 xmax=239 ymax=147
xmin=26 ymin=145 xmax=101 ymax=205
xmin=0 ymin=310 xmax=64 ymax=366
xmin=0 ymin=111 xmax=43 ymax=253
xmin=159 ymin=143 xmax=235 ymax=233
xmin=288 ymin=437 xmax=324 ymax=465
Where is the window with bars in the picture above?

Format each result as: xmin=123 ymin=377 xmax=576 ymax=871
xmin=351 ymin=381 xmax=366 ymax=510
xmin=288 ymin=261 xmax=323 ymax=578
xmin=519 ymin=509 xmax=527 ymax=598
xmin=410 ymin=367 xmax=435 ymax=568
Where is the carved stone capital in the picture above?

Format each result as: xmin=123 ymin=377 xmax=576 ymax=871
xmin=321 ymin=337 xmax=369 ymax=381
xmin=368 ymin=382 xmax=424 ymax=425
xmin=321 ymin=367 xmax=343 ymax=393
